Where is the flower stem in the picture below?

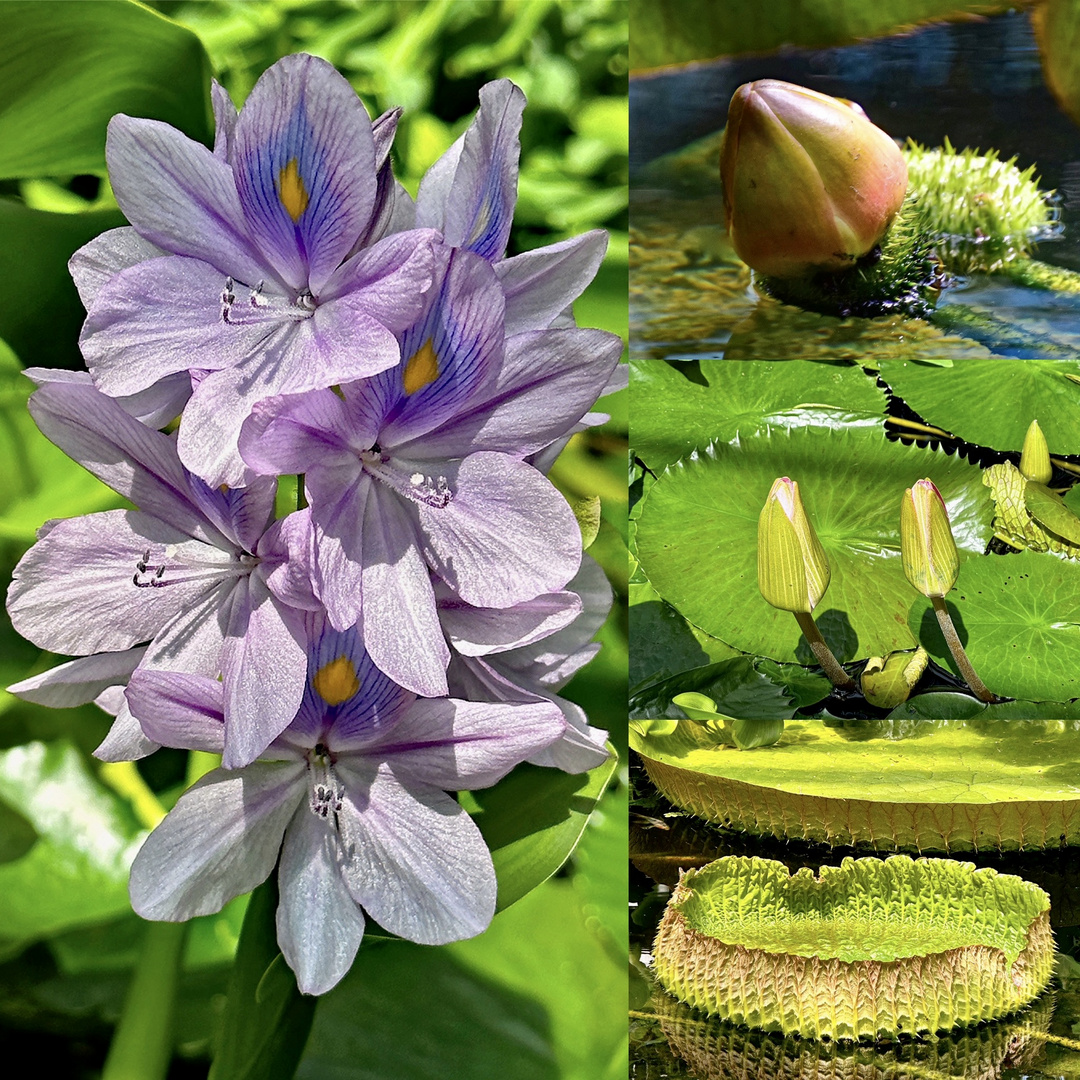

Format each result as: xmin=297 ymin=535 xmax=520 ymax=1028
xmin=101 ymin=920 xmax=188 ymax=1080
xmin=208 ymin=876 xmax=316 ymax=1080
xmin=932 ymin=596 xmax=998 ymax=703
xmin=793 ymin=611 xmax=856 ymax=690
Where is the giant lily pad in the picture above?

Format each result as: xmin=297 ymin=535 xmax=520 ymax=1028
xmin=652 ymin=855 xmax=1054 ymax=1040
xmin=635 ymin=426 xmax=993 ymax=663
xmin=879 ymin=358 xmax=1080 ymax=454
xmin=630 ymin=360 xmax=885 ymax=472
xmin=909 ymin=549 xmax=1080 ymax=701
xmin=631 ymin=719 xmax=1080 ymax=850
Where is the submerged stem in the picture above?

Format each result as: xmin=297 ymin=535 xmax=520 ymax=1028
xmin=931 ymin=596 xmax=997 ymax=703
xmin=101 ymin=920 xmax=189 ymax=1080
xmin=793 ymin=611 xmax=856 ymax=690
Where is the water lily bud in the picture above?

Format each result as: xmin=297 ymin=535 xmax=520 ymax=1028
xmin=900 ymin=479 xmax=959 ymax=598
xmin=719 ymin=79 xmax=908 ymax=279
xmin=757 ymin=477 xmax=831 ymax=614
xmin=1020 ymin=419 xmax=1052 ymax=484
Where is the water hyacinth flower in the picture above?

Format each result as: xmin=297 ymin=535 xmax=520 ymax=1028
xmin=238 ymin=244 xmax=622 ymax=695
xmin=900 ymin=479 xmax=959 ymax=599
xmin=6 ymin=377 xmax=316 ymax=768
xmin=408 ymin=78 xmax=611 ymax=337
xmin=442 ymin=557 xmax=613 ymax=773
xmin=73 ymin=53 xmax=438 ymax=486
xmin=757 ymin=476 xmax=830 ymax=614
xmin=720 ymin=79 xmax=908 ymax=279
xmin=124 ymin=615 xmax=567 ymax=995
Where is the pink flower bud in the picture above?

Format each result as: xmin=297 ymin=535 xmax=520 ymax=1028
xmin=719 ymin=80 xmax=908 ymax=279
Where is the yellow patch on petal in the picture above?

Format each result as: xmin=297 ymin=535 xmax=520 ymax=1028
xmin=402 ymin=338 xmax=439 ymax=395
xmin=312 ymin=656 xmax=359 ymax=706
xmin=278 ymin=158 xmax=309 ymax=222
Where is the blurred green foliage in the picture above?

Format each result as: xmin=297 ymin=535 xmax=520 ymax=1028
xmin=154 ymin=0 xmax=628 ymax=253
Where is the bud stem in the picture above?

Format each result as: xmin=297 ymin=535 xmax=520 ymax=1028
xmin=793 ymin=611 xmax=857 ymax=690
xmin=931 ymin=596 xmax=998 ymax=703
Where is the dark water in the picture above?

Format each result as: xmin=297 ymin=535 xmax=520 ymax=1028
xmin=630 ymin=10 xmax=1080 ymax=358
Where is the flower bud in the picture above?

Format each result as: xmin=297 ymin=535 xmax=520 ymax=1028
xmin=1019 ymin=419 xmax=1052 ymax=484
xmin=757 ymin=477 xmax=831 ymax=614
xmin=900 ymin=479 xmax=959 ymax=598
xmin=719 ymin=79 xmax=908 ymax=279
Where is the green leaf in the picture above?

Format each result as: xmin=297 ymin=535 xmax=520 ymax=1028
xmin=471 ymin=752 xmax=618 ymax=912
xmin=879 ymin=358 xmax=1080 ymax=453
xmin=207 ymin=877 xmax=316 ymax=1080
xmin=0 ymin=740 xmax=143 ymax=948
xmin=0 ymin=0 xmax=211 ymax=178
xmin=570 ymin=785 xmax=627 ymax=955
xmin=1033 ymin=0 xmax=1080 ymax=129
xmin=299 ymin=875 xmax=626 ymax=1080
xmin=629 ymin=0 xmax=1013 ymax=70
xmin=629 ymin=359 xmax=886 ymax=472
xmin=0 ymin=203 xmax=126 ymax=370
xmin=634 ymin=425 xmax=994 ymax=663
xmin=631 ymin=656 xmax=796 ymax=720
xmin=909 ymin=549 xmax=1080 ymax=701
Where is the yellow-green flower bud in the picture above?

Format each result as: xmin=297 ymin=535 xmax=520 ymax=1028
xmin=860 ymin=647 xmax=929 ymax=709
xmin=1019 ymin=419 xmax=1052 ymax=484
xmin=757 ymin=477 xmax=831 ymax=614
xmin=900 ymin=479 xmax=959 ymax=598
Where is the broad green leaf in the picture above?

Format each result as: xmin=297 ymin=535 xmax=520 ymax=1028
xmin=0 ymin=740 xmax=143 ymax=948
xmin=629 ymin=0 xmax=1013 ymax=70
xmin=629 ymin=359 xmax=886 ymax=472
xmin=879 ymin=358 xmax=1080 ymax=453
xmin=630 ymin=656 xmax=796 ymax=720
xmin=0 ymin=203 xmax=125 ymax=370
xmin=472 ymin=752 xmax=618 ymax=912
xmin=299 ymin=875 xmax=625 ymax=1080
xmin=909 ymin=549 xmax=1080 ymax=702
xmin=0 ymin=0 xmax=211 ymax=178
xmin=1025 ymin=482 xmax=1080 ymax=545
xmin=0 ymin=337 xmax=122 ymax=542
xmin=207 ymin=877 xmax=316 ymax=1080
xmin=635 ymin=425 xmax=994 ymax=663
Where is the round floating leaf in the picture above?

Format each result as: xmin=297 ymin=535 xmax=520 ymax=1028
xmin=910 ymin=548 xmax=1080 ymax=701
xmin=879 ymin=358 xmax=1080 ymax=454
xmin=630 ymin=359 xmax=885 ymax=471
xmin=635 ymin=425 xmax=994 ymax=663
xmin=631 ymin=718 xmax=1080 ymax=850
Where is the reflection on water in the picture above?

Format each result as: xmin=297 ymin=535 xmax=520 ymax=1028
xmin=633 ymin=989 xmax=1055 ymax=1080
xmin=630 ymin=11 xmax=1080 ymax=359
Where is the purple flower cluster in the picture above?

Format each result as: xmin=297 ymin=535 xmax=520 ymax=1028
xmin=6 ymin=55 xmax=622 ymax=995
